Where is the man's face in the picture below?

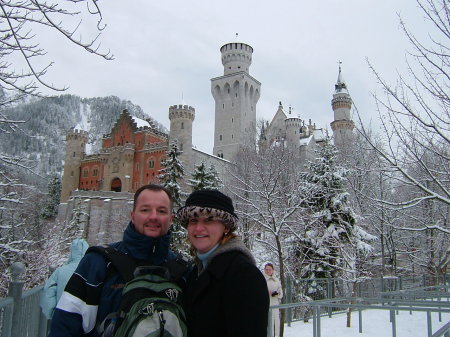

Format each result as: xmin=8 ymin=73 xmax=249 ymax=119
xmin=131 ymin=189 xmax=173 ymax=238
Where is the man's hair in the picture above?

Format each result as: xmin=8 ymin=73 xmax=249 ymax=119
xmin=133 ymin=184 xmax=173 ymax=210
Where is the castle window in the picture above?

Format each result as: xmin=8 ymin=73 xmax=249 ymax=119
xmin=181 ymin=122 xmax=184 ymax=129
xmin=83 ymin=168 xmax=89 ymax=177
xmin=71 ymin=171 xmax=74 ymax=177
xmin=231 ymin=118 xmax=233 ymax=123
xmin=180 ymin=143 xmax=183 ymax=151
xmin=148 ymin=159 xmax=155 ymax=169
xmin=93 ymin=168 xmax=98 ymax=177
xmin=227 ymin=88 xmax=230 ymax=93
xmin=235 ymin=93 xmax=238 ymax=97
xmin=222 ymin=104 xmax=225 ymax=109
xmin=220 ymin=135 xmax=222 ymax=141
xmin=73 ymin=152 xmax=76 ymax=157
xmin=232 ymin=134 xmax=234 ymax=139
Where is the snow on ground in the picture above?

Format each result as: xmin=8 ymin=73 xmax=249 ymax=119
xmin=283 ymin=309 xmax=450 ymax=337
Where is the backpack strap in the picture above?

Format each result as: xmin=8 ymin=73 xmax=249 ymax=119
xmin=164 ymin=255 xmax=190 ymax=282
xmin=86 ymin=245 xmax=138 ymax=283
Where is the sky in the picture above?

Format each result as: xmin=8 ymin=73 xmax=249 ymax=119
xmin=34 ymin=0 xmax=431 ymax=154
xmin=283 ymin=308 xmax=449 ymax=337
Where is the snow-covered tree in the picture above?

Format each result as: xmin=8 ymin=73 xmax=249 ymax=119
xmin=41 ymin=174 xmax=62 ymax=219
xmin=158 ymin=142 xmax=189 ymax=256
xmin=188 ymin=162 xmax=223 ymax=191
xmin=299 ymin=141 xmax=375 ymax=293
xmin=353 ymin=0 xmax=449 ymax=277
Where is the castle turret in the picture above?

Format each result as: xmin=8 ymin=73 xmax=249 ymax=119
xmin=169 ymin=104 xmax=195 ymax=174
xmin=211 ymin=42 xmax=261 ymax=162
xmin=285 ymin=117 xmax=301 ymax=149
xmin=330 ymin=64 xmax=355 ymax=148
xmin=60 ymin=129 xmax=88 ymax=202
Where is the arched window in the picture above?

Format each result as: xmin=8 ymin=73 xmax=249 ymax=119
xmin=148 ymin=159 xmax=155 ymax=169
xmin=83 ymin=168 xmax=89 ymax=177
xmin=93 ymin=167 xmax=98 ymax=177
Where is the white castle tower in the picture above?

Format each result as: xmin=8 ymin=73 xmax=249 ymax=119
xmin=285 ymin=116 xmax=302 ymax=149
xmin=169 ymin=104 xmax=195 ymax=174
xmin=211 ymin=42 xmax=261 ymax=162
xmin=330 ymin=64 xmax=355 ymax=148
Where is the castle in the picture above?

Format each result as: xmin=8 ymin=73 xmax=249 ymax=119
xmin=58 ymin=42 xmax=354 ymax=244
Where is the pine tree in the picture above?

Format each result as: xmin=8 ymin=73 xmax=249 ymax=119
xmin=298 ymin=140 xmax=373 ymax=296
xmin=189 ymin=162 xmax=223 ymax=191
xmin=41 ymin=175 xmax=62 ymax=219
xmin=157 ymin=142 xmax=189 ymax=256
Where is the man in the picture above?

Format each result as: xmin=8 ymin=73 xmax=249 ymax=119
xmin=49 ymin=184 xmax=176 ymax=337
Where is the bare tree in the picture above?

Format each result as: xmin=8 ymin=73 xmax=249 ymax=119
xmin=0 ymin=0 xmax=112 ymax=293
xmin=356 ymin=0 xmax=448 ymax=226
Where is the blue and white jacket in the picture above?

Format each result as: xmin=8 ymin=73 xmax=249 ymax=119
xmin=48 ymin=222 xmax=176 ymax=337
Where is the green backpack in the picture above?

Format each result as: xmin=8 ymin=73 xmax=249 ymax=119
xmin=87 ymin=246 xmax=189 ymax=337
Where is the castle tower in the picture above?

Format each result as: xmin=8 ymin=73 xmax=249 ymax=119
xmin=169 ymin=104 xmax=195 ymax=174
xmin=60 ymin=129 xmax=88 ymax=202
xmin=211 ymin=42 xmax=261 ymax=162
xmin=330 ymin=64 xmax=355 ymax=148
xmin=285 ymin=117 xmax=301 ymax=149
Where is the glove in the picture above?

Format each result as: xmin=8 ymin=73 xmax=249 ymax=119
xmin=271 ymin=291 xmax=278 ymax=297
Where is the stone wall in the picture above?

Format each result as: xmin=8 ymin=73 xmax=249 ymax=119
xmin=57 ymin=190 xmax=133 ymax=245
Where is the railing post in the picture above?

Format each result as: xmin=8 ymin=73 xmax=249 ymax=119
xmin=267 ymin=308 xmax=273 ymax=337
xmin=327 ymin=279 xmax=332 ymax=317
xmin=8 ymin=262 xmax=25 ymax=337
xmin=286 ymin=275 xmax=292 ymax=327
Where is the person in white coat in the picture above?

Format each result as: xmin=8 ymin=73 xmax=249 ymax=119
xmin=264 ymin=263 xmax=283 ymax=337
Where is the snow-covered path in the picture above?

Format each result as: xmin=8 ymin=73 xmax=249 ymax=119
xmin=283 ymin=309 xmax=450 ymax=337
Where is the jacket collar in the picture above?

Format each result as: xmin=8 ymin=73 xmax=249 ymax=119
xmin=122 ymin=221 xmax=171 ymax=264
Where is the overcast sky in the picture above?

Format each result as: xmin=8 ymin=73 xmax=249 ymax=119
xmin=36 ymin=0 xmax=428 ymax=153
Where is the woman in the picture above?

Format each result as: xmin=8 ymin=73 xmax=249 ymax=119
xmin=177 ymin=189 xmax=269 ymax=337
xmin=264 ymin=263 xmax=283 ymax=337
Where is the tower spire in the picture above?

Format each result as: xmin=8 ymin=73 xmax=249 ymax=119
xmin=335 ymin=61 xmax=348 ymax=93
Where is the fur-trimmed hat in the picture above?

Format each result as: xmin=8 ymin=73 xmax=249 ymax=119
xmin=177 ymin=189 xmax=238 ymax=231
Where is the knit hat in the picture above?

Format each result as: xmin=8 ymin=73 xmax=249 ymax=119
xmin=177 ymin=189 xmax=238 ymax=231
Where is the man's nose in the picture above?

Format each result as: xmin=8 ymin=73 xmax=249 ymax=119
xmin=146 ymin=209 xmax=158 ymax=218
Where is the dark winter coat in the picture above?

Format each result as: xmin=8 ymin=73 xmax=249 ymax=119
xmin=48 ymin=222 xmax=176 ymax=337
xmin=184 ymin=237 xmax=269 ymax=337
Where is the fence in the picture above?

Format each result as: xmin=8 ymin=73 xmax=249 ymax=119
xmin=0 ymin=262 xmax=48 ymax=337
xmin=284 ymin=273 xmax=448 ymax=322
xmin=268 ymin=294 xmax=450 ymax=337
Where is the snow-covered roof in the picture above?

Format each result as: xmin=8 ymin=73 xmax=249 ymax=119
xmin=313 ymin=128 xmax=326 ymax=141
xmin=299 ymin=135 xmax=313 ymax=146
xmin=132 ymin=116 xmax=151 ymax=128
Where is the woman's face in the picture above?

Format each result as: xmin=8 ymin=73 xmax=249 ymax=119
xmin=264 ymin=265 xmax=274 ymax=276
xmin=187 ymin=216 xmax=227 ymax=253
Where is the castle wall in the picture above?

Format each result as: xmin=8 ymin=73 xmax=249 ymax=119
xmin=59 ymin=191 xmax=133 ymax=246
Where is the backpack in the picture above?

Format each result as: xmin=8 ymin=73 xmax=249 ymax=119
xmin=86 ymin=246 xmax=189 ymax=337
